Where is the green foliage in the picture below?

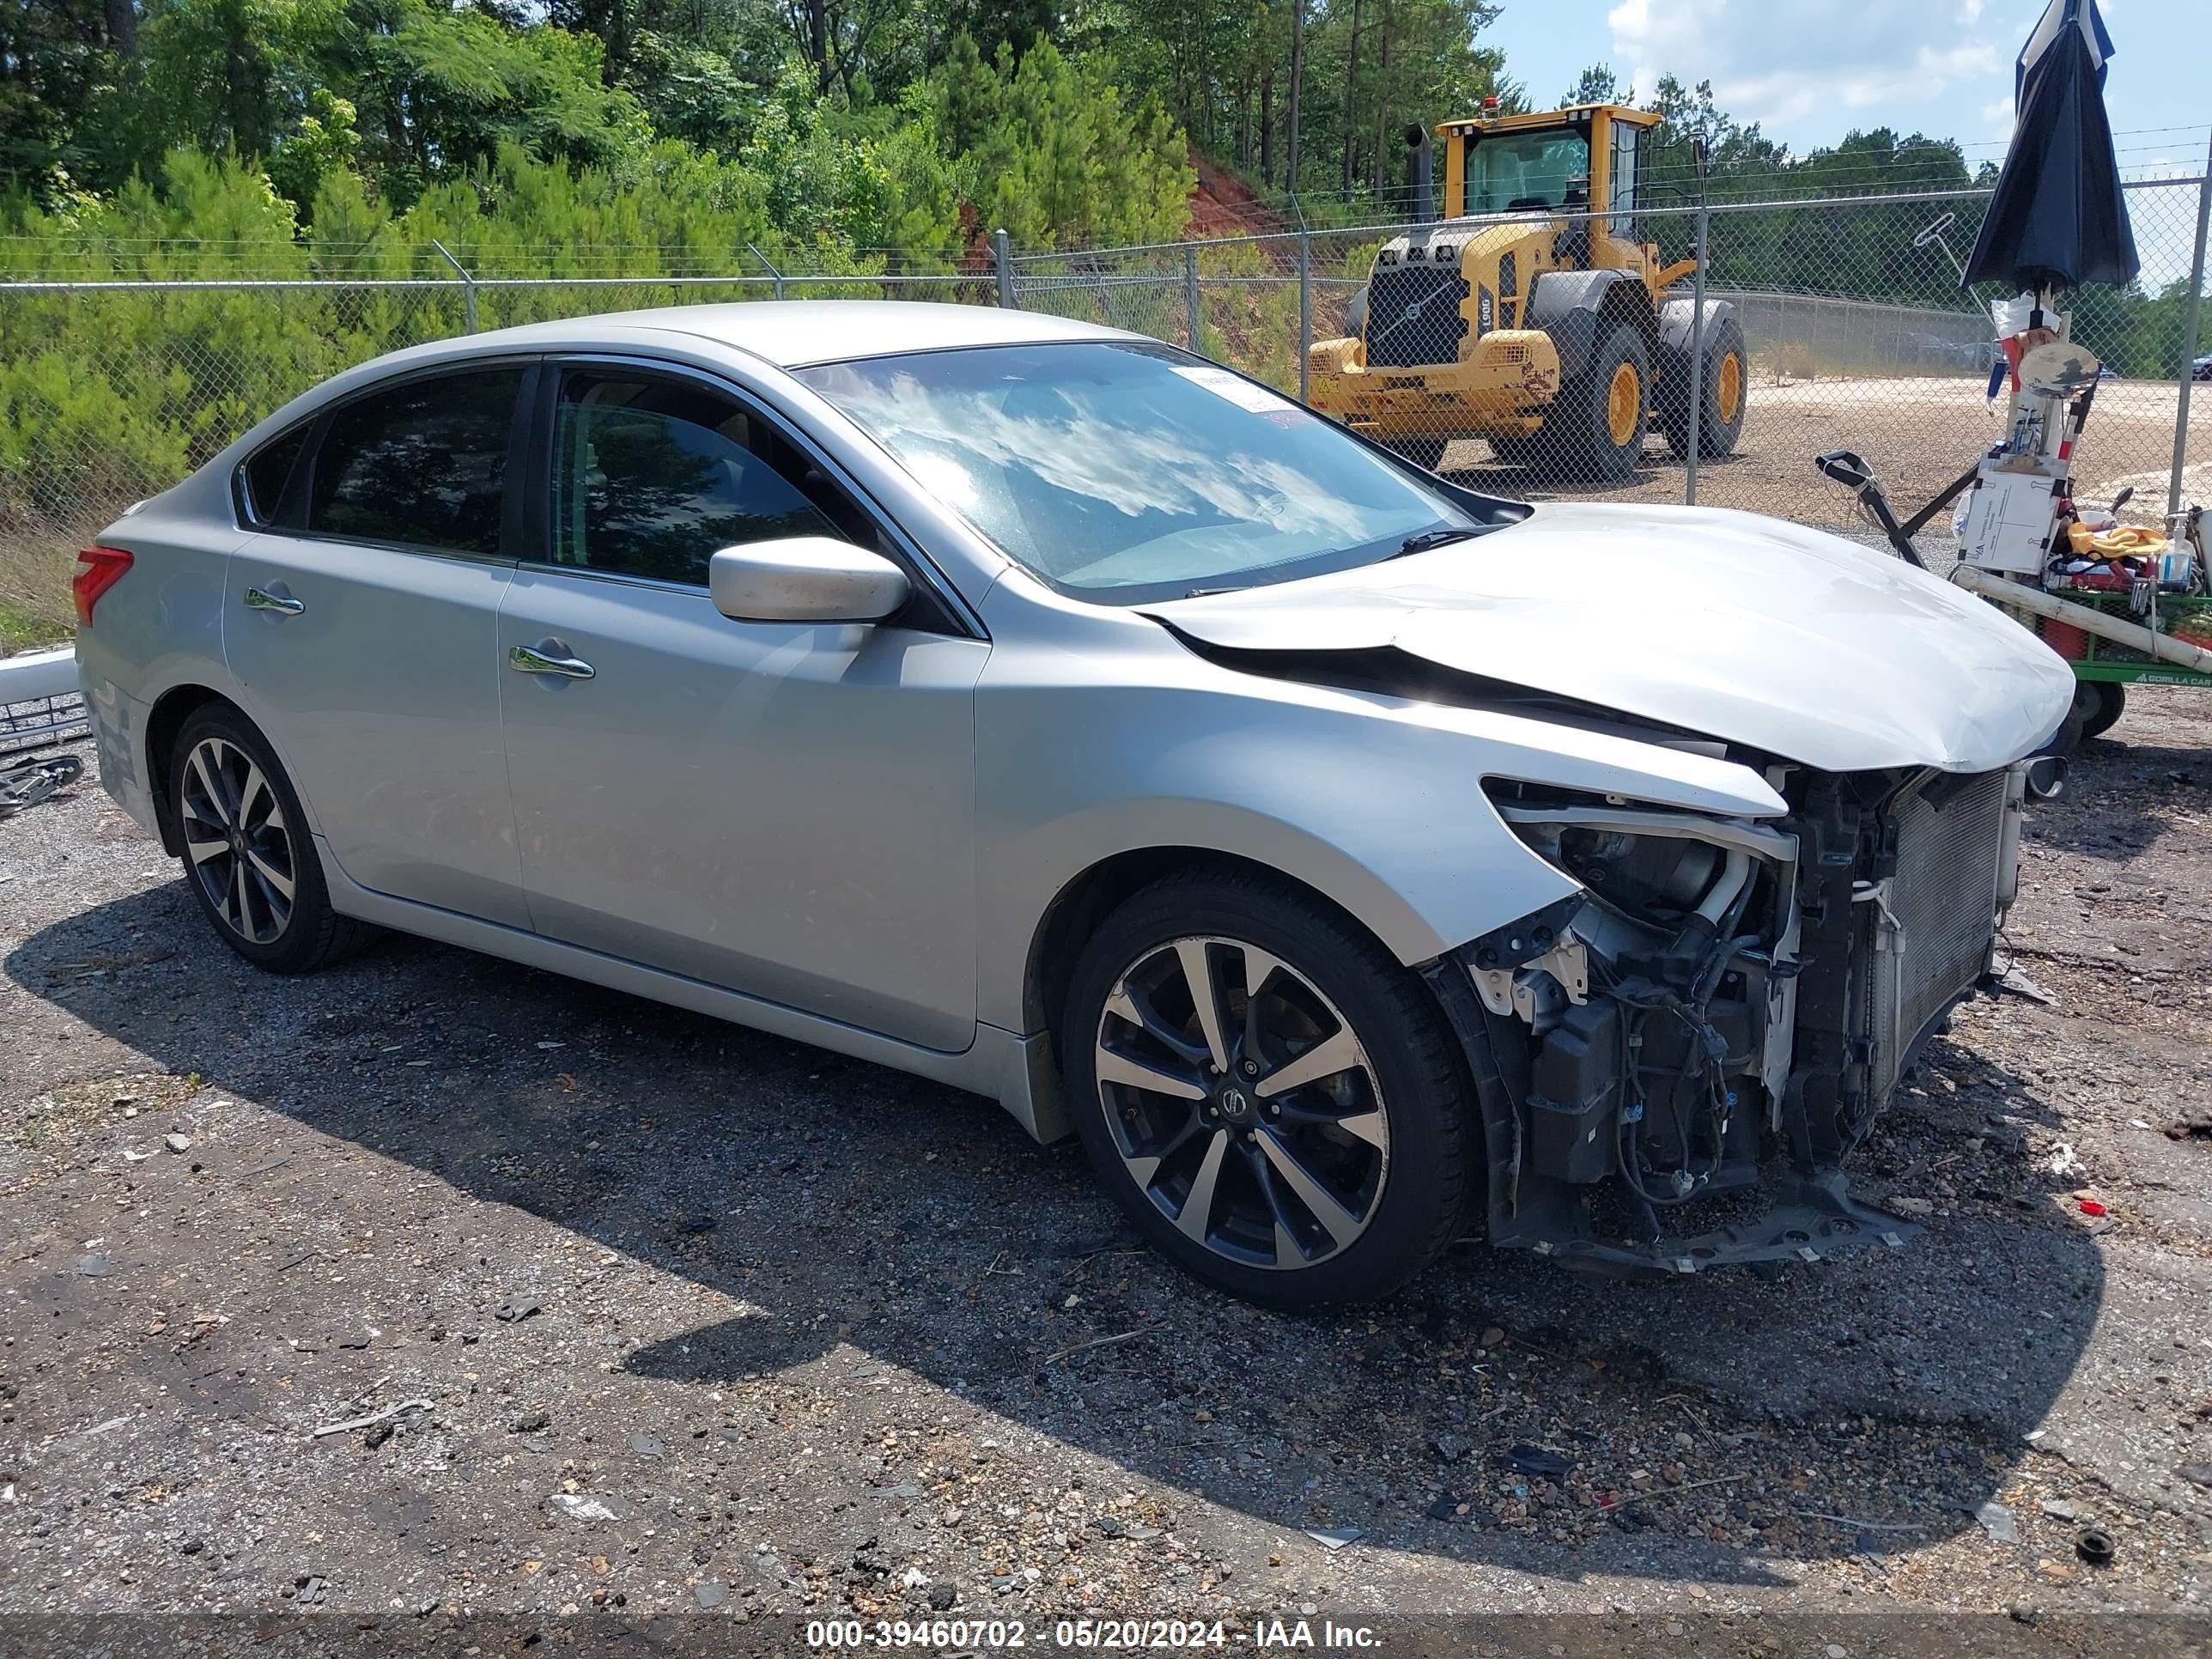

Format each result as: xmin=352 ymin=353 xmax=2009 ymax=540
xmin=266 ymin=91 xmax=363 ymax=216
xmin=931 ymin=38 xmax=1193 ymax=249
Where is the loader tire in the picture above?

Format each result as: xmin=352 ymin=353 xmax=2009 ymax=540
xmin=1662 ymin=314 xmax=1748 ymax=462
xmin=1552 ymin=323 xmax=1650 ymax=483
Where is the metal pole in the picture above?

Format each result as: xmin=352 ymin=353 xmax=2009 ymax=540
xmin=1686 ymin=200 xmax=1709 ymax=505
xmin=746 ymin=243 xmax=786 ymax=301
xmin=1298 ymin=231 xmax=1314 ymax=404
xmin=994 ymin=230 xmax=1015 ymax=308
xmin=1185 ymin=242 xmax=1202 ymax=351
xmin=2167 ymin=142 xmax=2212 ymax=517
xmin=431 ymin=240 xmax=476 ymax=332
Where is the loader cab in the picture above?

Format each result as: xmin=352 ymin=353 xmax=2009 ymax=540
xmin=1442 ymin=104 xmax=1656 ymax=242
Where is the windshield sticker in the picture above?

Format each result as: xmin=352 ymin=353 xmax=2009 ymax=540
xmin=1171 ymin=364 xmax=1307 ymax=423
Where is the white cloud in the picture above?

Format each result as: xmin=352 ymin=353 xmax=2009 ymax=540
xmin=1607 ymin=0 xmax=2015 ymax=141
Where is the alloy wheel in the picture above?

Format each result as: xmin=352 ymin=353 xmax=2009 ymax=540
xmin=1092 ymin=935 xmax=1389 ymax=1270
xmin=179 ymin=736 xmax=296 ymax=945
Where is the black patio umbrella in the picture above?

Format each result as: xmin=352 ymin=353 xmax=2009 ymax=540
xmin=1960 ymin=0 xmax=2137 ymax=301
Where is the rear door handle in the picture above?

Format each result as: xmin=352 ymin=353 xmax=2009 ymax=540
xmin=243 ymin=586 xmax=304 ymax=616
xmin=508 ymin=641 xmax=595 ymax=680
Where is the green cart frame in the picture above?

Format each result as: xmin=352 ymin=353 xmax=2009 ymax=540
xmin=2029 ymin=591 xmax=2212 ymax=747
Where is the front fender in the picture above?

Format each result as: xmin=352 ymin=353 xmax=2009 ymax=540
xmin=1525 ymin=268 xmax=1650 ymax=381
xmin=971 ymin=636 xmax=1783 ymax=1036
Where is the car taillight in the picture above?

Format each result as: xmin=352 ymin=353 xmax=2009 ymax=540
xmin=72 ymin=545 xmax=133 ymax=625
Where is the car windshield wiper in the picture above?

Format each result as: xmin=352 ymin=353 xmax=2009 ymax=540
xmin=1395 ymin=526 xmax=1482 ymax=557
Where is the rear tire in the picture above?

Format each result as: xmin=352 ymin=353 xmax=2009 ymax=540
xmin=1059 ymin=870 xmax=1471 ymax=1307
xmin=1552 ymin=322 xmax=1650 ymax=483
xmin=167 ymin=703 xmax=372 ymax=974
xmin=1661 ymin=314 xmax=1748 ymax=462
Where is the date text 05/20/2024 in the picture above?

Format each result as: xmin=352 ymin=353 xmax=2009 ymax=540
xmin=804 ymin=1617 xmax=1384 ymax=1650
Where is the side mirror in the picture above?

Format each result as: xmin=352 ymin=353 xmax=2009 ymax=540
xmin=708 ymin=537 xmax=910 ymax=625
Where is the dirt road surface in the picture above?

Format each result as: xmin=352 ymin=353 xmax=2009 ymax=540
xmin=1432 ymin=372 xmax=2209 ymax=543
xmin=3 ymin=694 xmax=2211 ymax=1650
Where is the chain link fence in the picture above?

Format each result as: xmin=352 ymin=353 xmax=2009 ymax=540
xmin=1013 ymin=176 xmax=2211 ymax=572
xmin=2 ymin=177 xmax=2207 ymax=638
xmin=0 ymin=262 xmax=997 ymax=637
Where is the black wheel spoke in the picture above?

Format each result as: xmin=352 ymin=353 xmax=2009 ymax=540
xmin=1254 ymin=1124 xmax=1364 ymax=1250
xmin=1105 ymin=984 xmax=1210 ymax=1069
xmin=1254 ymin=1025 xmax=1362 ymax=1099
xmin=1173 ymin=939 xmax=1233 ymax=1073
xmin=1245 ymin=1139 xmax=1309 ymax=1267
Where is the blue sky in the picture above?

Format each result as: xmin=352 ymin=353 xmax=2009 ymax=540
xmin=1488 ymin=0 xmax=2209 ymax=172
xmin=1484 ymin=0 xmax=2210 ymax=286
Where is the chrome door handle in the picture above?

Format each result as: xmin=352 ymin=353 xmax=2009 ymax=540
xmin=508 ymin=643 xmax=596 ymax=680
xmin=243 ymin=586 xmax=304 ymax=616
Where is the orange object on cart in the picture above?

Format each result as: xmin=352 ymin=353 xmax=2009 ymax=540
xmin=2040 ymin=617 xmax=2090 ymax=659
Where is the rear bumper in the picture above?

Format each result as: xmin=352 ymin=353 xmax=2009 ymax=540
xmin=77 ymin=655 xmax=160 ymax=838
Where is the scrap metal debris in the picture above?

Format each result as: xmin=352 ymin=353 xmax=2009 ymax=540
xmin=0 ymin=752 xmax=82 ymax=820
xmin=309 ymin=1398 xmax=430 ymax=1439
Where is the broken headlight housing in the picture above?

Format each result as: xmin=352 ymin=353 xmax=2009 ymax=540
xmin=1481 ymin=792 xmax=1802 ymax=1223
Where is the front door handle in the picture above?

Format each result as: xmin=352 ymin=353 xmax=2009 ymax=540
xmin=508 ymin=641 xmax=596 ymax=680
xmin=243 ymin=586 xmax=304 ymax=616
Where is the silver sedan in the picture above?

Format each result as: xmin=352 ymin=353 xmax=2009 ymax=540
xmin=75 ymin=301 xmax=2074 ymax=1304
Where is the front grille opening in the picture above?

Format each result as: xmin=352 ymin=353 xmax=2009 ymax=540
xmin=1365 ymin=264 xmax=1471 ymax=369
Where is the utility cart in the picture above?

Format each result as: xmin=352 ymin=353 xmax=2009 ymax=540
xmin=1813 ymin=0 xmax=2212 ymax=755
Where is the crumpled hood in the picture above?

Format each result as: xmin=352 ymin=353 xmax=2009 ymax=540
xmin=1143 ymin=501 xmax=2076 ymax=774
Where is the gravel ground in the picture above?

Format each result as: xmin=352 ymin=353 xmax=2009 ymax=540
xmin=3 ymin=692 xmax=2212 ymax=1649
xmin=1428 ymin=371 xmax=2208 ymax=542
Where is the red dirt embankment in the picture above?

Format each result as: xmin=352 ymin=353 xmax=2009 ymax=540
xmin=1185 ymin=155 xmax=1285 ymax=240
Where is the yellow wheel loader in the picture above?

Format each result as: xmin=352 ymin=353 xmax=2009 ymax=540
xmin=1309 ymin=102 xmax=1747 ymax=482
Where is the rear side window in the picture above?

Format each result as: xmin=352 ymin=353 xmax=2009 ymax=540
xmin=549 ymin=370 xmax=847 ymax=586
xmin=240 ymin=423 xmax=310 ymax=528
xmin=308 ymin=368 xmax=523 ymax=556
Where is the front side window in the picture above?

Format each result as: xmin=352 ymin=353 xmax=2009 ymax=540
xmin=549 ymin=371 xmax=844 ymax=586
xmin=1609 ymin=121 xmax=1640 ymax=234
xmin=797 ymin=341 xmax=1485 ymax=605
xmin=1463 ymin=128 xmax=1591 ymax=216
xmin=308 ymin=368 xmax=523 ymax=555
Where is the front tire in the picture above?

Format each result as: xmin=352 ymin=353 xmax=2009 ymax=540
xmin=168 ymin=704 xmax=369 ymax=974
xmin=1552 ymin=322 xmax=1650 ymax=483
xmin=1060 ymin=871 xmax=1471 ymax=1307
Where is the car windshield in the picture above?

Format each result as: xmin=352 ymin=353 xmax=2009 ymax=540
xmin=1465 ymin=128 xmax=1590 ymax=214
xmin=794 ymin=341 xmax=1480 ymax=604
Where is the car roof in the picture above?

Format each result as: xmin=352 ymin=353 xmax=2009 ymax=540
xmin=460 ymin=300 xmax=1139 ymax=369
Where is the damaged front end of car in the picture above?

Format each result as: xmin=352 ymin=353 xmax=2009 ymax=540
xmin=1422 ymin=762 xmax=2030 ymax=1275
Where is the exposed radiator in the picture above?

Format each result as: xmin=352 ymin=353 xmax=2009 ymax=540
xmin=1863 ymin=769 xmax=2010 ymax=1100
